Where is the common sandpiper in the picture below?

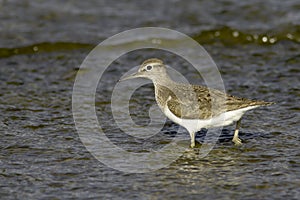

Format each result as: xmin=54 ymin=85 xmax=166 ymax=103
xmin=120 ymin=58 xmax=274 ymax=148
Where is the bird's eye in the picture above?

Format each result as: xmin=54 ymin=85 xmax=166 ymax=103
xmin=146 ymin=65 xmax=152 ymax=71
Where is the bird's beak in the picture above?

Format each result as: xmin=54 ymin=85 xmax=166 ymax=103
xmin=119 ymin=71 xmax=142 ymax=82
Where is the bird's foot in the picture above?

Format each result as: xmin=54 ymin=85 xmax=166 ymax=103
xmin=232 ymin=137 xmax=242 ymax=146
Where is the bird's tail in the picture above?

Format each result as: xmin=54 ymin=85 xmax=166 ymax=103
xmin=253 ymin=101 xmax=276 ymax=107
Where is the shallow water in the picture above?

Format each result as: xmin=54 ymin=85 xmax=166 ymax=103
xmin=0 ymin=0 xmax=299 ymax=199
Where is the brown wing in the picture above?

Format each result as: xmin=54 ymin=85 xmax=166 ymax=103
xmin=160 ymin=84 xmax=273 ymax=120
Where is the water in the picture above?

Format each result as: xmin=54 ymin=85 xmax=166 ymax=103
xmin=0 ymin=0 xmax=299 ymax=199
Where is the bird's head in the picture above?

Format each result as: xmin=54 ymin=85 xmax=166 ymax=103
xmin=120 ymin=58 xmax=167 ymax=82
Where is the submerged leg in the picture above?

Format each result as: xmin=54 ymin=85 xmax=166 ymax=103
xmin=232 ymin=119 xmax=242 ymax=145
xmin=189 ymin=131 xmax=196 ymax=148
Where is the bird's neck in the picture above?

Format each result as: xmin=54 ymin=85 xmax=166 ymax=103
xmin=152 ymin=72 xmax=175 ymax=87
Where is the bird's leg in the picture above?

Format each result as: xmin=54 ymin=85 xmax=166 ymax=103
xmin=190 ymin=131 xmax=196 ymax=148
xmin=232 ymin=119 xmax=242 ymax=145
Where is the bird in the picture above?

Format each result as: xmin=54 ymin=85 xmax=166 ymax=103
xmin=120 ymin=58 xmax=274 ymax=148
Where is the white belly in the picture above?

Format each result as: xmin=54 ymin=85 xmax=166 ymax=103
xmin=163 ymin=105 xmax=259 ymax=133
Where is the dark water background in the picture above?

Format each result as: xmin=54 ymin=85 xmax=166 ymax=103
xmin=0 ymin=0 xmax=299 ymax=199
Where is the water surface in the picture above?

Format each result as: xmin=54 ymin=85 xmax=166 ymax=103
xmin=0 ymin=0 xmax=299 ymax=199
